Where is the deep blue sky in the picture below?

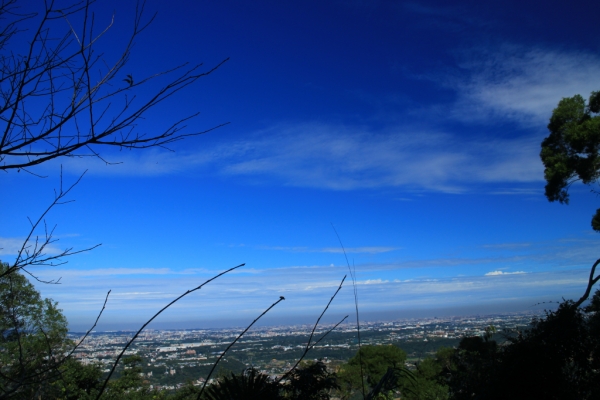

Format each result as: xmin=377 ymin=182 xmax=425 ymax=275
xmin=3 ymin=0 xmax=600 ymax=330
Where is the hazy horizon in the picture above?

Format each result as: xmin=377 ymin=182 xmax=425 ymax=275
xmin=65 ymin=291 xmax=568 ymax=332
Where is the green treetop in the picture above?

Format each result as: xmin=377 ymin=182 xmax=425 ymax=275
xmin=541 ymin=90 xmax=600 ymax=230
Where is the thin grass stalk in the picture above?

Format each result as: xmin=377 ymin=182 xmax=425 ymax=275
xmin=332 ymin=223 xmax=366 ymax=398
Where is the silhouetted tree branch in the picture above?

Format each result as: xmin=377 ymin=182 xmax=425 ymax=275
xmin=0 ymin=0 xmax=228 ymax=172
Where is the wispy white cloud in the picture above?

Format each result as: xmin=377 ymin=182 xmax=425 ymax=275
xmin=485 ymin=270 xmax=526 ymax=276
xmin=451 ymin=46 xmax=600 ymax=125
xmin=25 ymin=221 xmax=592 ymax=328
xmin=0 ymin=237 xmax=63 ymax=256
xmin=42 ymin=148 xmax=218 ymax=177
xmin=215 ymin=124 xmax=543 ymax=192
xmin=50 ymin=47 xmax=600 ymax=196
xmin=362 ymin=279 xmax=390 ymax=285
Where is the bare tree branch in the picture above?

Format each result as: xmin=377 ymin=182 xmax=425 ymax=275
xmin=0 ymin=0 xmax=229 ymax=172
xmin=574 ymin=258 xmax=600 ymax=308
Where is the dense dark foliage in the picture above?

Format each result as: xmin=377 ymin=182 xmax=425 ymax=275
xmin=203 ymin=368 xmax=280 ymax=400
xmin=200 ymin=362 xmax=339 ymax=400
xmin=284 ymin=361 xmax=339 ymax=400
xmin=442 ymin=290 xmax=600 ymax=400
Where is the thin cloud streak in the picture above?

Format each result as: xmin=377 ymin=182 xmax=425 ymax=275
xmin=0 ymin=237 xmax=63 ymax=256
xmin=217 ymin=125 xmax=543 ymax=192
xmin=485 ymin=270 xmax=526 ymax=276
xmin=31 ymin=231 xmax=596 ymax=328
xmin=56 ymin=123 xmax=543 ymax=193
xmin=49 ymin=46 xmax=600 ymax=194
xmin=41 ymin=267 xmax=589 ymax=329
xmin=452 ymin=46 xmax=600 ymax=125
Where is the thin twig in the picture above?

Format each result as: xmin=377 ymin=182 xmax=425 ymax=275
xmin=2 ymin=170 xmax=100 ymax=281
xmin=68 ymin=290 xmax=111 ymax=356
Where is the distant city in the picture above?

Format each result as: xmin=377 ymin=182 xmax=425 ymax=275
xmin=70 ymin=310 xmax=543 ymax=392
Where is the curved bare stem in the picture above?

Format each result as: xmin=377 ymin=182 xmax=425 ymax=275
xmin=196 ymin=296 xmax=285 ymax=400
xmin=574 ymin=258 xmax=600 ymax=308
xmin=95 ymin=263 xmax=245 ymax=400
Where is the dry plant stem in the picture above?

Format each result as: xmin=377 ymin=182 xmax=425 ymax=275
xmin=277 ymin=275 xmax=348 ymax=384
xmin=305 ymin=275 xmax=346 ymax=352
xmin=331 ymin=223 xmax=366 ymax=398
xmin=95 ymin=263 xmax=245 ymax=400
xmin=276 ymin=315 xmax=348 ymax=389
xmin=2 ymin=169 xmax=100 ymax=281
xmin=574 ymin=258 xmax=600 ymax=308
xmin=251 ymin=276 xmax=349 ymax=400
xmin=32 ymin=290 xmax=112 ymax=396
xmin=196 ymin=297 xmax=285 ymax=400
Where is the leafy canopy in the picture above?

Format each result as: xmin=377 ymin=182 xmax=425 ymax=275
xmin=0 ymin=260 xmax=70 ymax=397
xmin=541 ymin=90 xmax=600 ymax=230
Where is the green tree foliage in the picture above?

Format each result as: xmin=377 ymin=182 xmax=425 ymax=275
xmin=49 ymin=358 xmax=104 ymax=400
xmin=337 ymin=345 xmax=408 ymax=399
xmin=402 ymin=349 xmax=450 ymax=400
xmin=198 ymin=362 xmax=339 ymax=400
xmin=491 ymin=293 xmax=600 ymax=400
xmin=0 ymin=260 xmax=113 ymax=399
xmin=103 ymin=355 xmax=165 ymax=400
xmin=540 ymin=90 xmax=600 ymax=230
xmin=0 ymin=260 xmax=70 ymax=398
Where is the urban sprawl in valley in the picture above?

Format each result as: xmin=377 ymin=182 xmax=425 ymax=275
xmin=70 ymin=311 xmax=541 ymax=391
